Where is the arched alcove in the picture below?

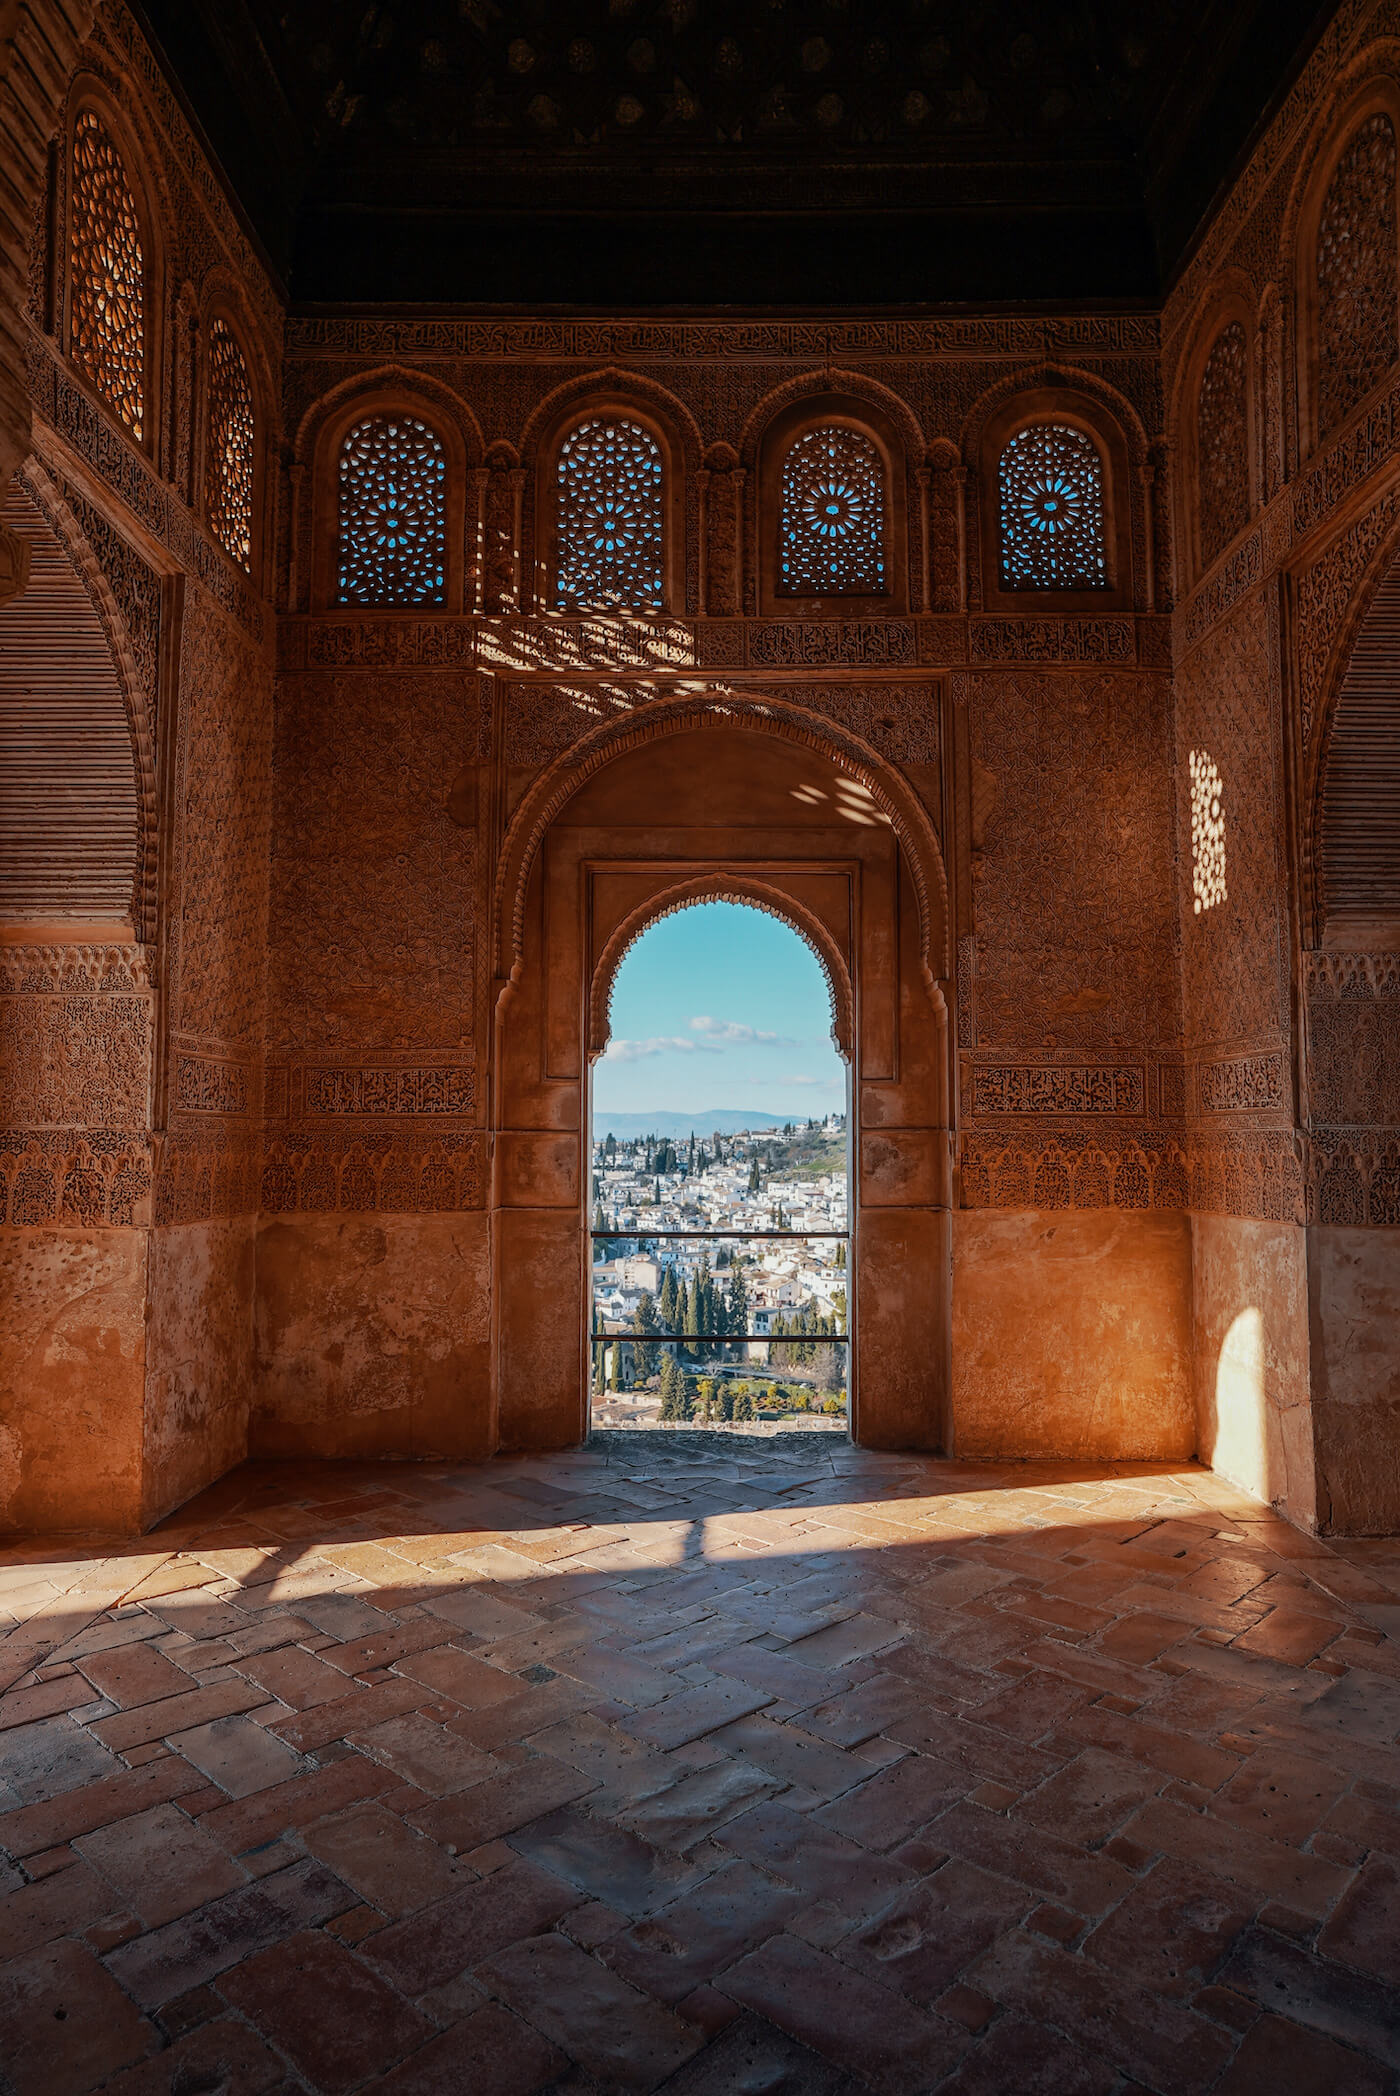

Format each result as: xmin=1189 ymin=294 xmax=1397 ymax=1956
xmin=491 ymin=701 xmax=951 ymax=1460
xmin=1316 ymin=542 xmax=1400 ymax=948
xmin=0 ymin=476 xmax=141 ymax=924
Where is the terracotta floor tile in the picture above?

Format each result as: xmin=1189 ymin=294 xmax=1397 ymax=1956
xmin=814 ymin=1748 xmax=964 ymax=1852
xmin=653 ymin=2009 xmax=862 ymax=2094
xmin=1212 ymin=2011 xmax=1392 ymax=2095
xmin=0 ymin=1937 xmax=157 ymax=2095
xmin=1316 ymin=1853 xmax=1400 ymax=1983
xmin=0 ymin=1754 xmax=205 ymax=1860
xmin=602 ymin=1858 xmax=805 ymax=2005
xmin=1081 ymin=1857 xmax=1255 ymax=1994
xmin=1015 ymin=1745 xmax=1164 ymax=1846
xmin=351 ymin=1711 xmax=501 ymax=1796
xmin=715 ymin=1799 xmax=914 ymax=1919
xmin=838 ymin=1856 xmax=1029 ymax=2002
xmin=218 ymin=1926 xmax=432 ymax=2092
xmin=613 ymin=1755 xmax=778 ymax=1850
xmin=77 ymin=2014 xmax=289 ymax=2096
xmin=0 ymin=1858 xmax=122 ymax=1960
xmin=934 ymin=2012 xmax=1120 ymax=2096
xmin=0 ymin=1714 xmax=121 ymax=1802
xmin=4 ymin=1452 xmax=1397 ymax=2092
xmin=302 ymin=1801 xmax=476 ymax=1917
xmin=103 ymin=1857 xmax=356 ymax=2008
xmin=166 ymin=1714 xmax=304 ymax=1799
xmin=411 ymin=1756 xmax=599 ymax=1850
xmin=1123 ymin=1797 xmax=1354 ymax=1919
xmin=367 ymin=1855 xmax=583 ymax=1994
xmin=476 ymin=1930 xmax=704 ymax=2089
xmin=623 ymin=1678 xmax=775 ymax=1749
xmin=719 ymin=1931 xmax=964 ymax=2094
xmin=75 ymin=1802 xmax=245 ymax=1928
xmin=359 ymin=2003 xmax=568 ymax=2095
xmin=509 ymin=1803 xmax=711 ymax=1918
xmin=1216 ymin=1928 xmax=1400 ymax=2070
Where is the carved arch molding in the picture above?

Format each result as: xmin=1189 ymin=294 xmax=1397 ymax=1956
xmin=494 ymin=690 xmax=952 ymax=997
xmin=589 ymin=874 xmax=856 ymax=1064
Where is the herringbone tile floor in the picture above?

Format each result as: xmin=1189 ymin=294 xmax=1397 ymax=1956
xmin=1 ymin=1434 xmax=1398 ymax=2093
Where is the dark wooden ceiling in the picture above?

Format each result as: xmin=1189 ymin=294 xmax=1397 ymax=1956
xmin=134 ymin=0 xmax=1335 ymax=306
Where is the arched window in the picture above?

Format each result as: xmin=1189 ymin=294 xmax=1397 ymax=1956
xmin=1196 ymin=322 xmax=1249 ymax=570
xmin=778 ymin=427 xmax=887 ymax=597
xmin=68 ymin=109 xmax=145 ymax=440
xmin=205 ymin=319 xmax=255 ymax=570
xmin=554 ymin=417 xmax=664 ymax=611
xmin=1316 ymin=113 xmax=1399 ymax=439
xmin=337 ymin=413 xmax=447 ymax=605
xmin=997 ymin=423 xmax=1107 ymax=590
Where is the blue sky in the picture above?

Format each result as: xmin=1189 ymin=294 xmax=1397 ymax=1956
xmin=593 ymin=901 xmax=847 ymax=1117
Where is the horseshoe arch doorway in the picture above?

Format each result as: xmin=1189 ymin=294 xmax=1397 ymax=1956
xmin=491 ymin=699 xmax=952 ymax=1454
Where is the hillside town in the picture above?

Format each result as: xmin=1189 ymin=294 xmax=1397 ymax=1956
xmin=589 ymin=1116 xmax=849 ymax=1430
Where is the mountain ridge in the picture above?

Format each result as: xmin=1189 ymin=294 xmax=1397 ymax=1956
xmin=591 ymin=1109 xmax=812 ymax=1139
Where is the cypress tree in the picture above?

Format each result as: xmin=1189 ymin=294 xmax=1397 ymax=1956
xmin=659 ymin=1266 xmax=679 ymax=1330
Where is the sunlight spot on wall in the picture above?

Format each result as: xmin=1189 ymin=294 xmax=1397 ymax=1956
xmin=1213 ymin=1306 xmax=1267 ymax=1502
xmin=1189 ymin=748 xmax=1227 ymax=913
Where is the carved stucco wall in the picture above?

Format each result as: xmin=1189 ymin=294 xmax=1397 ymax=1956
xmin=1 ymin=0 xmax=280 ymax=1531
xmin=1163 ymin=0 xmax=1400 ymax=1532
xmin=7 ymin=0 xmax=1400 ymax=1526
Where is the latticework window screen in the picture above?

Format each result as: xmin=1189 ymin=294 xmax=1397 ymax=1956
xmin=778 ymin=427 xmax=887 ymax=596
xmin=69 ymin=110 xmax=145 ymax=440
xmin=206 ymin=320 xmax=255 ymax=570
xmin=554 ymin=418 xmax=664 ymax=610
xmin=998 ymin=423 xmax=1107 ymax=589
xmin=1316 ymin=113 xmax=1399 ymax=440
xmin=337 ymin=414 xmax=448 ymax=605
xmin=1196 ymin=322 xmax=1250 ymax=570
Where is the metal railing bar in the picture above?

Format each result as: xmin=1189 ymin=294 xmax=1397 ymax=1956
xmin=591 ymin=1229 xmax=846 ymax=1241
xmin=589 ymin=1332 xmax=848 ymax=1344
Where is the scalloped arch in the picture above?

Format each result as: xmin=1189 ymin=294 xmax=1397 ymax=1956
xmin=493 ymin=690 xmax=951 ymax=996
xmin=959 ymin=361 xmax=1149 ymax=470
xmin=589 ymin=876 xmax=854 ymax=1065
xmin=737 ymin=366 xmax=925 ymax=472
xmin=293 ymin=363 xmax=485 ymax=467
xmin=519 ymin=366 xmax=703 ymax=468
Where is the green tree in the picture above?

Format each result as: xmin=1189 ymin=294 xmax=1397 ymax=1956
xmin=658 ymin=1350 xmax=684 ymax=1422
xmin=718 ymin=1380 xmax=737 ymax=1422
xmin=747 ymin=1153 xmax=761 ymax=1193
xmin=608 ymin=1339 xmax=624 ymax=1390
xmin=632 ymin=1293 xmax=660 ymax=1379
xmin=733 ymin=1388 xmax=755 ymax=1423
xmin=726 ymin=1263 xmax=749 ymax=1340
xmin=765 ymin=1382 xmax=781 ymax=1410
xmin=659 ymin=1266 xmax=679 ymax=1331
xmin=696 ymin=1376 xmax=716 ymax=1424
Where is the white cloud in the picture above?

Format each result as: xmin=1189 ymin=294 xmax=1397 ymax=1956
xmin=780 ymin=1073 xmax=842 ymax=1087
xmin=688 ymin=1014 xmax=796 ymax=1047
xmin=602 ymin=1035 xmax=722 ymax=1064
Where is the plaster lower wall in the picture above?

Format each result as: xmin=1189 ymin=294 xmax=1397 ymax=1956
xmin=951 ymin=1208 xmax=1193 ymax=1460
xmin=144 ymin=1217 xmax=257 ymax=1527
xmin=1190 ymin=1214 xmax=1314 ymax=1529
xmin=252 ymin=1212 xmax=492 ymax=1461
xmin=0 ymin=1228 xmax=148 ymax=1533
xmin=1308 ymin=1224 xmax=1400 ymax=1536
